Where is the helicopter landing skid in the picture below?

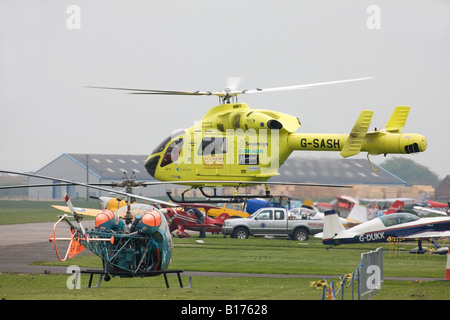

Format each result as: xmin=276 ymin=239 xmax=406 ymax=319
xmin=79 ymin=269 xmax=188 ymax=289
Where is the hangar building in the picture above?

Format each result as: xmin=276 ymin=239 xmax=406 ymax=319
xmin=27 ymin=153 xmax=406 ymax=200
xmin=28 ymin=154 xmax=160 ymax=200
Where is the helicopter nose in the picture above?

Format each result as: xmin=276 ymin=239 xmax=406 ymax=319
xmin=144 ymin=156 xmax=160 ymax=178
xmin=417 ymin=135 xmax=427 ymax=152
xmin=403 ymin=134 xmax=427 ymax=154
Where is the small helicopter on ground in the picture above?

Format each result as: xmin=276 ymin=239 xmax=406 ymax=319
xmin=90 ymin=77 xmax=427 ymax=201
xmin=0 ymin=170 xmax=186 ymax=288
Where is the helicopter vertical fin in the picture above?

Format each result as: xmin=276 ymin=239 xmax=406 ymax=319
xmin=340 ymin=110 xmax=374 ymax=158
xmin=385 ymin=106 xmax=410 ymax=133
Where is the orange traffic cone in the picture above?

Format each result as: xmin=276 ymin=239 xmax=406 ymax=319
xmin=445 ymin=247 xmax=450 ymax=281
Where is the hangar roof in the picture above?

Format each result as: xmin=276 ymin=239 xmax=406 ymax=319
xmin=65 ymin=153 xmax=150 ymax=180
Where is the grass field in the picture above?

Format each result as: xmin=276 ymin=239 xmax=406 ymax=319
xmin=0 ymin=200 xmax=98 ymax=224
xmin=1 ymin=200 xmax=450 ymax=301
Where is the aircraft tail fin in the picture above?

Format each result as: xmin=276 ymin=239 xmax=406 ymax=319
xmin=216 ymin=213 xmax=230 ymax=222
xmin=385 ymin=106 xmax=410 ymax=133
xmin=347 ymin=204 xmax=369 ymax=223
xmin=323 ymin=210 xmax=345 ymax=243
xmin=385 ymin=200 xmax=404 ymax=214
xmin=414 ymin=192 xmax=431 ymax=205
xmin=175 ymin=226 xmax=191 ymax=238
xmin=340 ymin=110 xmax=374 ymax=158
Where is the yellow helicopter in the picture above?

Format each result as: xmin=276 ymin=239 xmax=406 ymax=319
xmin=91 ymin=77 xmax=427 ymax=200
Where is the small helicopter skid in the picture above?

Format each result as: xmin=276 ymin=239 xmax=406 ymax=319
xmin=78 ymin=268 xmax=187 ymax=289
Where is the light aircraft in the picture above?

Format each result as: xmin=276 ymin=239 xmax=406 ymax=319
xmin=413 ymin=206 xmax=448 ymax=217
xmin=90 ymin=77 xmax=427 ymax=200
xmin=427 ymin=201 xmax=449 ymax=210
xmin=205 ymin=195 xmax=306 ymax=219
xmin=88 ymin=196 xmax=130 ymax=212
xmin=290 ymin=201 xmax=368 ymax=228
xmin=331 ymin=195 xmax=359 ymax=217
xmin=383 ymin=200 xmax=405 ymax=215
xmin=163 ymin=205 xmax=230 ymax=238
xmin=360 ymin=192 xmax=432 ymax=209
xmin=206 ymin=202 xmax=249 ymax=219
xmin=205 ymin=195 xmax=303 ymax=219
xmin=317 ymin=210 xmax=450 ymax=254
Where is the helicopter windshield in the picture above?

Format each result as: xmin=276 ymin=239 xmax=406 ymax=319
xmin=152 ymin=136 xmax=172 ymax=155
xmin=151 ymin=130 xmax=185 ymax=156
xmin=160 ymin=137 xmax=184 ymax=167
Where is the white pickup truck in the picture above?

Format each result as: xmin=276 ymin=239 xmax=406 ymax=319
xmin=222 ymin=207 xmax=323 ymax=241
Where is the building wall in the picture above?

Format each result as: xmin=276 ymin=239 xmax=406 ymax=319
xmin=435 ymin=176 xmax=450 ymax=199
xmin=28 ymin=154 xmax=101 ymax=200
xmin=221 ymin=184 xmax=435 ymax=201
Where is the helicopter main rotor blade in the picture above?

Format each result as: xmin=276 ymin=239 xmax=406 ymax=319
xmin=86 ymin=77 xmax=373 ymax=100
xmin=239 ymin=77 xmax=374 ymax=95
xmin=86 ymin=86 xmax=217 ymax=96
xmin=0 ymin=170 xmax=178 ymax=208
xmin=0 ymin=183 xmax=76 ymax=190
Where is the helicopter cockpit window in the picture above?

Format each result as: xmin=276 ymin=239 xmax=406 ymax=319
xmin=151 ymin=136 xmax=172 ymax=155
xmin=198 ymin=137 xmax=227 ymax=156
xmin=151 ymin=130 xmax=185 ymax=155
xmin=160 ymin=137 xmax=184 ymax=167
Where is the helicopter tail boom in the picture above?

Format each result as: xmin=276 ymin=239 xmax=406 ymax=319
xmin=287 ymin=106 xmax=426 ymax=157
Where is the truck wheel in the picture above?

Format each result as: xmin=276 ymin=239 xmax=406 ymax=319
xmin=292 ymin=228 xmax=309 ymax=241
xmin=232 ymin=227 xmax=249 ymax=239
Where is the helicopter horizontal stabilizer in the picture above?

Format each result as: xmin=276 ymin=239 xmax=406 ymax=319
xmin=340 ymin=110 xmax=374 ymax=158
xmin=52 ymin=205 xmax=102 ymax=217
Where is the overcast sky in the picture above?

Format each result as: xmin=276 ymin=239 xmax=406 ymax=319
xmin=1 ymin=0 xmax=449 ymax=179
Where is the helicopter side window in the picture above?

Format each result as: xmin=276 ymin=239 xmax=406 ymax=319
xmin=160 ymin=138 xmax=184 ymax=167
xmin=198 ymin=137 xmax=227 ymax=156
